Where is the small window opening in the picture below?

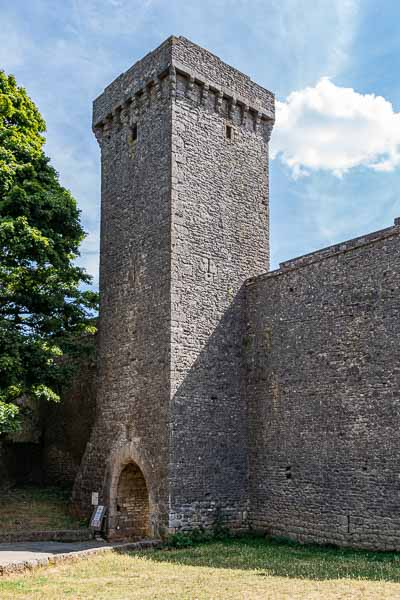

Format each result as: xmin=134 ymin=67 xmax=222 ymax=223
xmin=128 ymin=123 xmax=138 ymax=158
xmin=285 ymin=465 xmax=292 ymax=480
xmin=225 ymin=124 xmax=233 ymax=140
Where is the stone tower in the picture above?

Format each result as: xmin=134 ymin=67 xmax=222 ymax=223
xmin=73 ymin=36 xmax=274 ymax=538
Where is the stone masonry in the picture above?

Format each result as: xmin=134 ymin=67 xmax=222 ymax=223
xmin=72 ymin=36 xmax=400 ymax=550
xmin=72 ymin=35 xmax=274 ymax=538
xmin=246 ymin=220 xmax=400 ymax=550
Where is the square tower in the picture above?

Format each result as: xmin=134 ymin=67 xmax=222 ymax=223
xmin=73 ymin=36 xmax=274 ymax=538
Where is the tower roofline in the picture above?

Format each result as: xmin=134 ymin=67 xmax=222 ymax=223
xmin=93 ymin=35 xmax=274 ymax=128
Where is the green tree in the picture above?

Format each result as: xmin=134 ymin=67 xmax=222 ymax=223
xmin=0 ymin=70 xmax=98 ymax=433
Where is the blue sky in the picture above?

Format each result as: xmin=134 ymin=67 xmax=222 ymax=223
xmin=1 ymin=0 xmax=400 ymax=285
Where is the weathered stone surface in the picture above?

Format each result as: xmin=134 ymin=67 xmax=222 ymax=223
xmin=71 ymin=35 xmax=400 ymax=551
xmin=42 ymin=358 xmax=97 ymax=486
xmin=245 ymin=219 xmax=400 ymax=549
xmin=73 ymin=35 xmax=273 ymax=537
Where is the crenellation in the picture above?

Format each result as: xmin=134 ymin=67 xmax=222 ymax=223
xmin=93 ymin=63 xmax=273 ymax=147
xmin=215 ymin=89 xmax=223 ymax=113
xmin=93 ymin=38 xmax=274 ymax=131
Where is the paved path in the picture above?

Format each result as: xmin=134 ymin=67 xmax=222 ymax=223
xmin=0 ymin=540 xmax=112 ymax=567
xmin=0 ymin=539 xmax=160 ymax=574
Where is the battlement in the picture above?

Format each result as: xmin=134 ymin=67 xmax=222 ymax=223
xmin=92 ymin=35 xmax=274 ymax=138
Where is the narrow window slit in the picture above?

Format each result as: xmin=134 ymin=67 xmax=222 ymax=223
xmin=128 ymin=123 xmax=138 ymax=158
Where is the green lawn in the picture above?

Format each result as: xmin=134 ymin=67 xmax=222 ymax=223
xmin=0 ymin=486 xmax=85 ymax=533
xmin=1 ymin=536 xmax=400 ymax=599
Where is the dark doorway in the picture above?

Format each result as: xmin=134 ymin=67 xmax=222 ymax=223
xmin=115 ymin=462 xmax=150 ymax=538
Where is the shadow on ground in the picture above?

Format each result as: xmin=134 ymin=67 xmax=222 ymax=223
xmin=125 ymin=536 xmax=400 ymax=582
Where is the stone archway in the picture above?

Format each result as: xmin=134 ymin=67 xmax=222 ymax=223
xmin=106 ymin=442 xmax=160 ymax=540
xmin=115 ymin=461 xmax=150 ymax=539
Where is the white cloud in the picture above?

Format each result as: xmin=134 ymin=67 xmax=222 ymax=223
xmin=272 ymin=77 xmax=400 ymax=177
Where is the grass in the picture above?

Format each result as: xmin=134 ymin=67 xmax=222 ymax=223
xmin=0 ymin=486 xmax=86 ymax=533
xmin=1 ymin=536 xmax=400 ymax=598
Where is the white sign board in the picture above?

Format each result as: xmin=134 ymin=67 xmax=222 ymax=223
xmin=91 ymin=492 xmax=99 ymax=506
xmin=90 ymin=505 xmax=106 ymax=530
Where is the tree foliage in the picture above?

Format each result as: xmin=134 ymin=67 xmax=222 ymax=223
xmin=0 ymin=71 xmax=98 ymax=433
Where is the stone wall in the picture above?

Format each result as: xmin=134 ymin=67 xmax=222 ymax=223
xmin=245 ymin=219 xmax=400 ymax=550
xmin=169 ymin=39 xmax=273 ymax=530
xmin=42 ymin=358 xmax=96 ymax=486
xmin=73 ymin=37 xmax=174 ymax=536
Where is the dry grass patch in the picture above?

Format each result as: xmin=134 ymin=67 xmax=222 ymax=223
xmin=1 ymin=537 xmax=400 ymax=599
xmin=0 ymin=486 xmax=85 ymax=533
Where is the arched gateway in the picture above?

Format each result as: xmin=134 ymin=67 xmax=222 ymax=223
xmin=105 ymin=443 xmax=156 ymax=540
xmin=112 ymin=462 xmax=149 ymax=539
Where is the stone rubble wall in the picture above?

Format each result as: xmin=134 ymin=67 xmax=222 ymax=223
xmin=42 ymin=358 xmax=97 ymax=487
xmin=168 ymin=63 xmax=271 ymax=531
xmin=73 ymin=44 xmax=173 ymax=537
xmin=245 ymin=219 xmax=400 ymax=550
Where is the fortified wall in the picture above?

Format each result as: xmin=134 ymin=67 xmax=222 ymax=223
xmin=68 ymin=35 xmax=400 ymax=551
xmin=246 ymin=219 xmax=400 ymax=549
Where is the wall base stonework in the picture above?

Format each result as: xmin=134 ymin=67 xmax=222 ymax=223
xmin=168 ymin=501 xmax=250 ymax=533
xmin=256 ymin=522 xmax=400 ymax=552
